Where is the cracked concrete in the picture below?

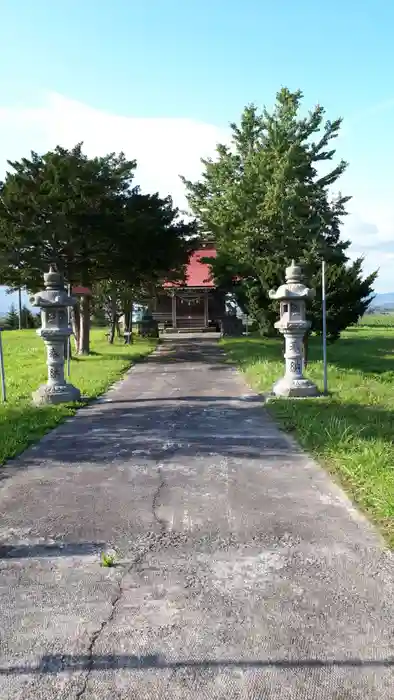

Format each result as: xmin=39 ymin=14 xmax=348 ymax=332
xmin=0 ymin=335 xmax=393 ymax=699
xmin=75 ymin=533 xmax=164 ymax=700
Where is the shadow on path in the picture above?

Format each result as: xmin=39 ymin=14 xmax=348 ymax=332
xmin=1 ymin=653 xmax=393 ymax=675
xmin=0 ymin=541 xmax=105 ymax=560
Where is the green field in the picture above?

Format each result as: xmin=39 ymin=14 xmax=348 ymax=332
xmin=358 ymin=313 xmax=394 ymax=327
xmin=0 ymin=329 xmax=156 ymax=466
xmin=223 ymin=326 xmax=394 ymax=547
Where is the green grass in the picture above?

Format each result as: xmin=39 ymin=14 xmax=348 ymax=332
xmin=0 ymin=329 xmax=157 ymax=466
xmin=358 ymin=313 xmax=394 ymax=327
xmin=222 ymin=327 xmax=394 ymax=547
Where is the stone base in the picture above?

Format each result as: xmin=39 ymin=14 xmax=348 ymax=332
xmin=272 ymin=376 xmax=319 ymax=398
xmin=32 ymin=383 xmax=81 ymax=406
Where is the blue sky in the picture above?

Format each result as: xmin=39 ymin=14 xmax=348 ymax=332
xmin=0 ymin=0 xmax=393 ymax=308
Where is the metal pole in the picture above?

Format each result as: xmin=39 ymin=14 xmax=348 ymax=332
xmin=322 ymin=260 xmax=328 ymax=395
xmin=0 ymin=330 xmax=6 ymax=402
xmin=67 ymin=284 xmax=71 ymax=378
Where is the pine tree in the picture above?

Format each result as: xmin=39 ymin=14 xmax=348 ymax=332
xmin=5 ymin=303 xmax=19 ymax=330
xmin=182 ymin=88 xmax=376 ymax=339
xmin=21 ymin=305 xmax=38 ymax=329
xmin=0 ymin=144 xmax=195 ymax=352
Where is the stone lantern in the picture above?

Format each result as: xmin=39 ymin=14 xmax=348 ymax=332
xmin=30 ymin=264 xmax=81 ymax=405
xmin=269 ymin=260 xmax=319 ymax=398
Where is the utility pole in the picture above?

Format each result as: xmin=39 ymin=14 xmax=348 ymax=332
xmin=322 ymin=259 xmax=328 ymax=395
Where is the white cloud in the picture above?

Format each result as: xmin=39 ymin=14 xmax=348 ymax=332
xmin=0 ymin=92 xmax=229 ymax=211
xmin=342 ymin=197 xmax=394 ymax=292
xmin=345 ymin=199 xmax=394 ymax=246
xmin=0 ymin=92 xmax=393 ymax=292
xmin=347 ymin=246 xmax=394 ymax=286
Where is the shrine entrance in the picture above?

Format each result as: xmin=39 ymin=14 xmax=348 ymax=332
xmin=174 ymin=291 xmax=207 ymax=329
xmin=150 ymin=244 xmax=226 ymax=332
xmin=168 ymin=289 xmax=208 ymax=330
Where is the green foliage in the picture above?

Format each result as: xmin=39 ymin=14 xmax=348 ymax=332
xmin=0 ymin=143 xmax=195 ymax=353
xmin=309 ymin=259 xmax=376 ymax=342
xmin=0 ymin=143 xmax=195 ymax=291
xmin=4 ymin=303 xmax=19 ymax=330
xmin=182 ymin=88 xmax=377 ymax=340
xmin=21 ymin=305 xmax=40 ymax=329
xmin=100 ymin=549 xmax=118 ymax=568
xmin=0 ymin=144 xmax=137 ymax=290
xmin=3 ymin=302 xmax=46 ymax=331
xmin=91 ymin=306 xmax=108 ymax=327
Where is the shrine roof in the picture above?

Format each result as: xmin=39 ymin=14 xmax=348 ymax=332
xmin=72 ymin=286 xmax=92 ymax=296
xmin=163 ymin=247 xmax=217 ymax=288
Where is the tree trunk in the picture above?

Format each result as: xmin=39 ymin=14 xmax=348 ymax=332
xmin=108 ymin=289 xmax=118 ymax=344
xmin=109 ymin=317 xmax=117 ymax=344
xmin=124 ymin=303 xmax=133 ymax=344
xmin=128 ymin=307 xmax=133 ymax=344
xmin=71 ymin=304 xmax=81 ymax=352
xmin=78 ymin=294 xmax=90 ymax=355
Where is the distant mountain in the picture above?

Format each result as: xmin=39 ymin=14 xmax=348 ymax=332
xmin=370 ymin=293 xmax=394 ymax=309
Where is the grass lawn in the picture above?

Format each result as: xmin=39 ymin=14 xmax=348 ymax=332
xmin=358 ymin=313 xmax=394 ymax=328
xmin=0 ymin=329 xmax=157 ymax=466
xmin=222 ymin=327 xmax=394 ymax=547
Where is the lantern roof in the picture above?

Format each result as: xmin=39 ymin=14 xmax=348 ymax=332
xmin=269 ymin=260 xmax=315 ymax=301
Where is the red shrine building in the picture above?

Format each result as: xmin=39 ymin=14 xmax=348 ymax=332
xmin=152 ymin=243 xmax=226 ymax=332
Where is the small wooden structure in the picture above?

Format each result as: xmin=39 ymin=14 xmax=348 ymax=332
xmin=153 ymin=244 xmax=225 ymax=332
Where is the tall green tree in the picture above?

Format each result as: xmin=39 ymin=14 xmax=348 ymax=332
xmin=0 ymin=144 xmax=136 ymax=353
xmin=21 ymin=305 xmax=39 ymax=329
xmin=182 ymin=88 xmax=376 ymax=340
xmin=0 ymin=144 xmax=195 ymax=353
xmin=90 ymin=189 xmax=196 ymax=343
xmin=4 ymin=303 xmax=19 ymax=330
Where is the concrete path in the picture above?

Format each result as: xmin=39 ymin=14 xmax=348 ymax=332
xmin=0 ymin=337 xmax=393 ymax=699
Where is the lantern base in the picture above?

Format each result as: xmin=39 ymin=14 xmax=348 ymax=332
xmin=272 ymin=376 xmax=319 ymax=398
xmin=32 ymin=382 xmax=81 ymax=406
